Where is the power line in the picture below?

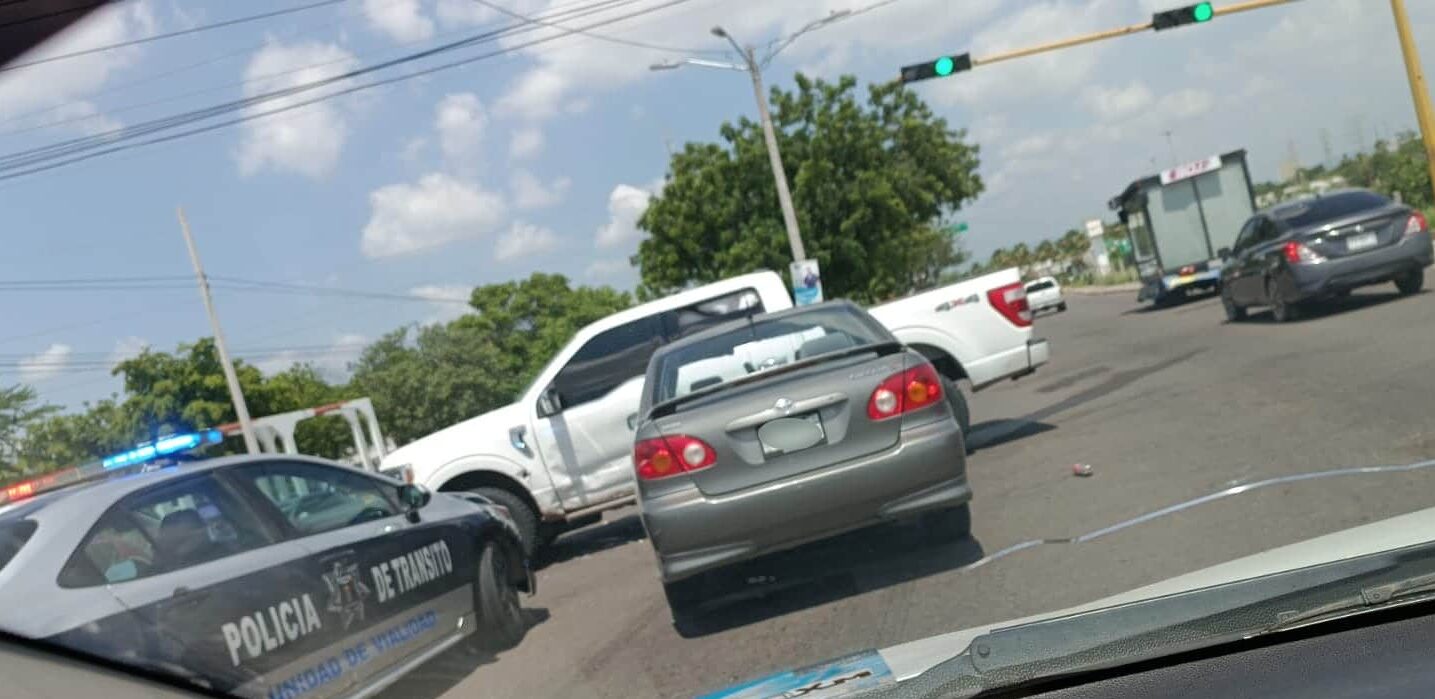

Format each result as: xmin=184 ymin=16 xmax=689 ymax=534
xmin=467 ymin=0 xmax=723 ymax=54
xmin=0 ymin=0 xmax=351 ymax=73
xmin=0 ymin=0 xmax=596 ymax=136
xmin=0 ymin=0 xmax=645 ymax=170
xmin=0 ymin=0 xmax=657 ymax=173
xmin=0 ymin=273 xmax=471 ymax=304
xmin=210 ymin=276 xmax=472 ymax=304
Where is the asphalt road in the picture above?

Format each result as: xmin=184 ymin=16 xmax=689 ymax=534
xmin=387 ymin=273 xmax=1435 ymax=699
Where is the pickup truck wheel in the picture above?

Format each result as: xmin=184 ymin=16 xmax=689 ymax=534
xmin=941 ymin=377 xmax=971 ymax=441
xmin=473 ymin=487 xmax=540 ymax=558
xmin=1395 ymin=269 xmax=1424 ymax=295
xmin=471 ymin=542 xmax=526 ymax=652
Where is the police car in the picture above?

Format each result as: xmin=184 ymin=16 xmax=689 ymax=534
xmin=0 ymin=454 xmax=533 ymax=699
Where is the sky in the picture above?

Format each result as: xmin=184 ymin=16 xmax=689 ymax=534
xmin=0 ymin=0 xmax=1431 ymax=411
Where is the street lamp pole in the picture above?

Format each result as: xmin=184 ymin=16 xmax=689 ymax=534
xmin=738 ymin=42 xmax=807 ymax=261
xmin=651 ymin=27 xmax=808 ymax=262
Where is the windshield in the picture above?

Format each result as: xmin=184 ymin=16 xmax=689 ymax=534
xmin=4 ymin=1 xmax=1435 ymax=698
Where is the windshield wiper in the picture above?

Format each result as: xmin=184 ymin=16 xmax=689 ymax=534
xmin=1257 ymin=570 xmax=1435 ymax=635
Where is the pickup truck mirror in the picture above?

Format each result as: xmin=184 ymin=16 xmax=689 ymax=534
xmin=1217 ymin=247 xmax=1231 ymax=260
xmin=536 ymin=386 xmax=563 ymax=418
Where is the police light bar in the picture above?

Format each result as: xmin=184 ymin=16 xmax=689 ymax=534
xmin=102 ymin=429 xmax=223 ymax=470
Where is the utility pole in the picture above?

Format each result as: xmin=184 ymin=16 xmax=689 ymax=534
xmin=1163 ymin=130 xmax=1177 ymax=164
xmin=1389 ymin=0 xmax=1435 ymax=205
xmin=177 ymin=208 xmax=258 ymax=454
xmin=742 ymin=44 xmax=806 ymax=261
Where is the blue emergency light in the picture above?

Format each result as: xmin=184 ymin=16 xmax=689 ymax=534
xmin=101 ymin=429 xmax=224 ymax=470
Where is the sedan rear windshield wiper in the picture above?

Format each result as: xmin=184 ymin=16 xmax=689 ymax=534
xmin=647 ymin=341 xmax=903 ymax=420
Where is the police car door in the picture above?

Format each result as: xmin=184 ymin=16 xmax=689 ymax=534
xmin=230 ymin=461 xmax=477 ymax=696
xmin=88 ymin=473 xmax=318 ymax=698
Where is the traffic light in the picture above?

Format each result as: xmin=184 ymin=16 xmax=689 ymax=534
xmin=899 ymin=53 xmax=972 ymax=83
xmin=1152 ymin=2 xmax=1215 ymax=30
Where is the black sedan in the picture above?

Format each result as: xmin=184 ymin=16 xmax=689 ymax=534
xmin=1219 ymin=189 xmax=1434 ymax=322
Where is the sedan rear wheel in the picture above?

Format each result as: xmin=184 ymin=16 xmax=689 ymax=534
xmin=471 ymin=543 xmax=526 ymax=652
xmin=1268 ymin=278 xmax=1299 ymax=323
xmin=1396 ymin=269 xmax=1424 ymax=295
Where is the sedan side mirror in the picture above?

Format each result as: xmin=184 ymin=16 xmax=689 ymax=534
xmin=398 ymin=484 xmax=431 ymax=522
xmin=536 ymin=386 xmax=563 ymax=418
xmin=1217 ymin=247 xmax=1231 ymax=260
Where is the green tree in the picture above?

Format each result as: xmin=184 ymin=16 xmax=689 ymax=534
xmin=636 ymin=73 xmax=983 ymax=303
xmin=1034 ymin=240 xmax=1057 ymax=265
xmin=15 ymin=397 xmax=130 ymax=476
xmin=0 ymin=384 xmax=57 ymax=479
xmin=1058 ymin=229 xmax=1090 ymax=266
xmin=1009 ymin=242 xmax=1032 ymax=274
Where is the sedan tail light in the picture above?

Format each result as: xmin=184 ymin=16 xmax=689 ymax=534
xmin=633 ymin=435 xmax=716 ymax=480
xmin=868 ymin=363 xmax=943 ymax=420
xmin=1282 ymin=241 xmax=1325 ymax=264
xmin=987 ymin=282 xmax=1032 ymax=327
xmin=1405 ymin=212 xmax=1428 ymax=237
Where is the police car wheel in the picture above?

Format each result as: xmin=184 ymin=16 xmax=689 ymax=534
xmin=472 ymin=542 xmax=526 ymax=651
xmin=472 ymin=487 xmax=539 ymax=557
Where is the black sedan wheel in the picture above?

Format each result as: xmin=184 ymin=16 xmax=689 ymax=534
xmin=471 ymin=542 xmax=526 ymax=651
xmin=1396 ymin=269 xmax=1424 ymax=295
xmin=1268 ymin=278 xmax=1299 ymax=323
xmin=1221 ymin=285 xmax=1246 ymax=322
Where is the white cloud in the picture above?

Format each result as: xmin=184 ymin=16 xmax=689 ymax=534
xmin=363 ymin=0 xmax=434 ymax=42
xmin=1154 ymin=88 xmax=1215 ymax=122
xmin=436 ymin=93 xmax=486 ymax=164
xmin=361 ymin=173 xmax=507 ymax=258
xmin=1001 ymin=133 xmax=1055 ymax=160
xmin=108 ymin=336 xmax=149 ymax=366
xmin=510 ymin=126 xmax=544 ymax=160
xmin=409 ymin=285 xmax=475 ymax=324
xmin=236 ymin=40 xmax=359 ymax=178
xmin=495 ymin=221 xmax=560 ymax=261
xmin=595 ymin=184 xmax=655 ymax=249
xmin=18 ymin=344 xmax=73 ymax=383
xmin=584 ymin=258 xmax=632 ymax=280
xmin=0 ymin=1 xmax=156 ymax=123
xmin=511 ymin=169 xmax=570 ymax=209
xmin=1082 ymin=82 xmax=1155 ymax=120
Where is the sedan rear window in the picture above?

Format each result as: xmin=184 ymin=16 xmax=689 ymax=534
xmin=649 ymin=304 xmax=892 ymax=405
xmin=1270 ymin=191 xmax=1388 ymax=229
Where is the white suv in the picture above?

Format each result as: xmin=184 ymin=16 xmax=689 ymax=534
xmin=1025 ymin=276 xmax=1066 ymax=313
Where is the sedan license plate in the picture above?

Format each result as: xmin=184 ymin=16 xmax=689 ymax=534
xmin=758 ymin=413 xmax=826 ymax=457
xmin=1346 ymin=232 xmax=1378 ymax=252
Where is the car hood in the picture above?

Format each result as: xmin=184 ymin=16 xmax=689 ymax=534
xmin=704 ymin=501 xmax=1435 ymax=698
xmin=381 ymin=401 xmax=530 ymax=483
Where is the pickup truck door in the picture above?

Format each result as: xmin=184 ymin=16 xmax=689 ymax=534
xmin=530 ymin=315 xmax=665 ymax=511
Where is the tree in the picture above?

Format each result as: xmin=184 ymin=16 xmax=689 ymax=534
xmin=1009 ymin=243 xmax=1032 ymax=273
xmin=1058 ymin=229 xmax=1090 ymax=266
xmin=1034 ymin=240 xmax=1057 ymax=265
xmin=351 ymin=273 xmax=631 ymax=446
xmin=636 ymin=73 xmax=983 ymax=304
xmin=15 ymin=398 xmax=130 ymax=476
xmin=0 ymin=384 xmax=57 ymax=479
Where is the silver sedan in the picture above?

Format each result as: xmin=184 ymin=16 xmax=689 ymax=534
xmin=633 ymin=301 xmax=972 ymax=628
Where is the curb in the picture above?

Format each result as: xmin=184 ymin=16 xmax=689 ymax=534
xmin=1064 ymin=283 xmax=1141 ymax=296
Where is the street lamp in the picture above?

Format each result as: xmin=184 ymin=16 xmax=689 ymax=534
xmin=650 ymin=26 xmax=808 ymax=262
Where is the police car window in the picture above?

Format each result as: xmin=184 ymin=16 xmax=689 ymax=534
xmin=244 ymin=463 xmax=398 ymax=536
xmin=60 ymin=475 xmax=270 ymax=587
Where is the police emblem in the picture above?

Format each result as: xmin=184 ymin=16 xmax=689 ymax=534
xmin=323 ymin=560 xmax=372 ymax=630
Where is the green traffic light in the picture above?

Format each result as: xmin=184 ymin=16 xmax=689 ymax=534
xmin=934 ymin=56 xmax=955 ymax=76
xmin=1192 ymin=2 xmax=1213 ymax=22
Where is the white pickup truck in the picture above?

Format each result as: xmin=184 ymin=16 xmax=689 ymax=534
xmin=381 ymin=268 xmax=1049 ymax=555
